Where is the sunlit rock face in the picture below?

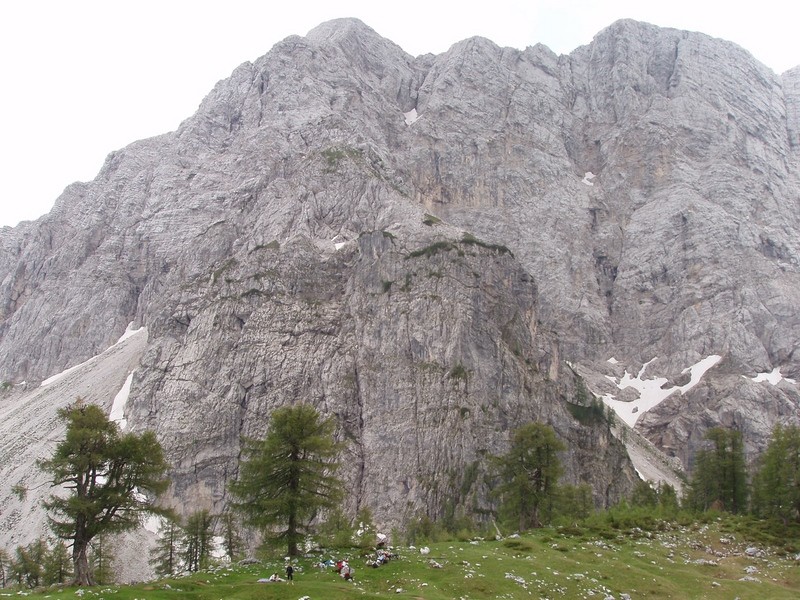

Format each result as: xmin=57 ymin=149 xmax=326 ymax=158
xmin=2 ymin=17 xmax=799 ymax=532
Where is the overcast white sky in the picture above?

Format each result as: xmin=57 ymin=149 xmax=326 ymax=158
xmin=1 ymin=0 xmax=798 ymax=227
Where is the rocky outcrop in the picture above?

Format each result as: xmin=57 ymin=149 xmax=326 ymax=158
xmin=1 ymin=17 xmax=799 ymax=542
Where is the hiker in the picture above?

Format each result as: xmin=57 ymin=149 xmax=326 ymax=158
xmin=285 ymin=564 xmax=294 ymax=583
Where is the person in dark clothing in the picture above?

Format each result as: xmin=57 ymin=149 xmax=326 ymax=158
xmin=285 ymin=564 xmax=294 ymax=583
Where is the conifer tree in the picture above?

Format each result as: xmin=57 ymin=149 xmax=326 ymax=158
xmin=657 ymin=482 xmax=680 ymax=515
xmin=751 ymin=424 xmax=800 ymax=524
xmin=229 ymin=404 xmax=343 ymax=556
xmin=39 ymin=402 xmax=170 ymax=585
xmin=43 ymin=541 xmax=72 ymax=585
xmin=150 ymin=517 xmax=184 ymax=577
xmin=686 ymin=427 xmax=748 ymax=513
xmin=10 ymin=539 xmax=46 ymax=588
xmin=183 ymin=510 xmax=215 ymax=572
xmin=0 ymin=548 xmax=9 ymax=588
xmin=492 ymin=422 xmax=565 ymax=530
xmin=89 ymin=535 xmax=115 ymax=585
xmin=219 ymin=511 xmax=244 ymax=562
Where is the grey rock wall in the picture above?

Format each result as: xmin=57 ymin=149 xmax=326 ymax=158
xmin=1 ymin=17 xmax=799 ymax=530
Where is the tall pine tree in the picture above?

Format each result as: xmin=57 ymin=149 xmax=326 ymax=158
xmin=492 ymin=422 xmax=565 ymax=530
xmin=149 ymin=517 xmax=184 ymax=577
xmin=39 ymin=403 xmax=170 ymax=585
xmin=43 ymin=541 xmax=72 ymax=585
xmin=687 ymin=427 xmax=748 ymax=513
xmin=229 ymin=404 xmax=343 ymax=556
xmin=183 ymin=510 xmax=215 ymax=572
xmin=0 ymin=548 xmax=10 ymax=588
xmin=219 ymin=511 xmax=244 ymax=562
xmin=751 ymin=424 xmax=800 ymax=524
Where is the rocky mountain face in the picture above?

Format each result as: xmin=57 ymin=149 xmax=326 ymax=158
xmin=2 ymin=18 xmax=799 ymax=541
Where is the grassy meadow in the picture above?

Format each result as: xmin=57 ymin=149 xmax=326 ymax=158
xmin=5 ymin=518 xmax=799 ymax=600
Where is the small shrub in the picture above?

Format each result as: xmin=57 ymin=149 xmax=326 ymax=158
xmin=449 ymin=363 xmax=469 ymax=381
xmin=460 ymin=232 xmax=512 ymax=255
xmin=322 ymin=147 xmax=346 ymax=168
xmin=503 ymin=538 xmax=534 ymax=552
xmin=406 ymin=241 xmax=456 ymax=259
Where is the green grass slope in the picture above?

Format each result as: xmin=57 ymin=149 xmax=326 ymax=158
xmin=8 ymin=520 xmax=799 ymax=599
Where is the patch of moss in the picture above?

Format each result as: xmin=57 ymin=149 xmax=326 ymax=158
xmin=460 ymin=232 xmax=513 ymax=256
xmin=449 ymin=362 xmax=469 ymax=381
xmin=407 ymin=241 xmax=457 ymax=259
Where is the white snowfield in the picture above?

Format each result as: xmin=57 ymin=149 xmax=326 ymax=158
xmin=403 ymin=108 xmax=419 ymax=126
xmin=747 ymin=367 xmax=797 ymax=385
xmin=602 ymin=355 xmax=797 ymax=429
xmin=603 ymin=355 xmax=722 ymax=427
xmin=0 ymin=326 xmax=150 ymax=582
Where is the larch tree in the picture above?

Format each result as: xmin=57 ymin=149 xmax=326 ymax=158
xmin=751 ymin=424 xmax=800 ymax=524
xmin=492 ymin=422 xmax=566 ymax=530
xmin=182 ymin=510 xmax=215 ymax=572
xmin=43 ymin=541 xmax=72 ymax=585
xmin=149 ymin=517 xmax=184 ymax=577
xmin=10 ymin=539 xmax=46 ymax=588
xmin=686 ymin=427 xmax=748 ymax=513
xmin=0 ymin=548 xmax=9 ymax=588
xmin=38 ymin=402 xmax=170 ymax=585
xmin=219 ymin=510 xmax=244 ymax=562
xmin=229 ymin=404 xmax=343 ymax=556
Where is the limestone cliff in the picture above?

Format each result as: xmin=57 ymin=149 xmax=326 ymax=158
xmin=2 ymin=18 xmax=799 ymax=544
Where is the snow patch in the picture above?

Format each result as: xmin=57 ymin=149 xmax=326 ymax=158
xmin=603 ymin=355 xmax=722 ymax=427
xmin=607 ymin=357 xmax=619 ymax=364
xmin=211 ymin=536 xmax=226 ymax=559
xmin=748 ymin=367 xmax=796 ymax=385
xmin=144 ymin=514 xmax=163 ymax=535
xmin=680 ymin=355 xmax=723 ymax=394
xmin=40 ymin=363 xmax=84 ymax=387
xmin=40 ymin=327 xmax=146 ymax=387
xmin=116 ymin=322 xmax=142 ymax=344
xmin=404 ymin=108 xmax=419 ymax=125
xmin=110 ymin=372 xmax=134 ymax=430
xmin=582 ymin=171 xmax=595 ymax=186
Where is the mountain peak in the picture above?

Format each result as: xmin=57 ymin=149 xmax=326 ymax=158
xmin=306 ymin=17 xmax=380 ymax=44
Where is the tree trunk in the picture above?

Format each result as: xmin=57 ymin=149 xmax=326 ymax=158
xmin=72 ymin=539 xmax=94 ymax=586
xmin=287 ymin=510 xmax=299 ymax=556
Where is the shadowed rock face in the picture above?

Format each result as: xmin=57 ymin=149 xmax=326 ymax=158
xmin=1 ymin=18 xmax=799 ymax=526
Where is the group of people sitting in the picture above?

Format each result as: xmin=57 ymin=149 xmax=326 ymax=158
xmin=366 ymin=548 xmax=396 ymax=568
xmin=335 ymin=559 xmax=354 ymax=580
xmin=258 ymin=563 xmax=296 ymax=583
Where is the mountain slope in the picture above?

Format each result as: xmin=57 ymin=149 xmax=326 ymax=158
xmin=1 ymin=18 xmax=799 ymax=544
